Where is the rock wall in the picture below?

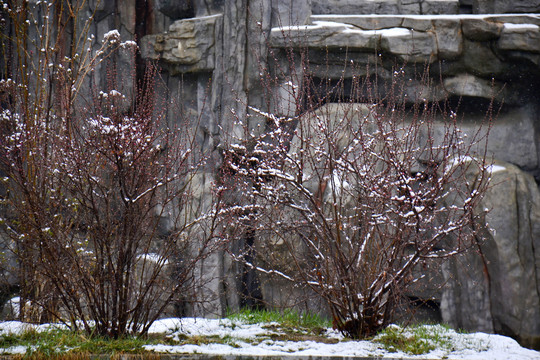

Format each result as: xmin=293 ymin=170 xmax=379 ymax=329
xmin=442 ymin=160 xmax=540 ymax=349
xmin=2 ymin=0 xmax=540 ymax=350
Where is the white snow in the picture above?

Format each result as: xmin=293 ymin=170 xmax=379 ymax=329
xmin=103 ymin=29 xmax=120 ymax=43
xmin=274 ymin=21 xmax=413 ymax=38
xmin=272 ymin=20 xmax=351 ymax=33
xmin=377 ymin=27 xmax=413 ymax=37
xmin=444 ymin=155 xmax=476 ymax=174
xmin=487 ymin=164 xmax=506 ymax=174
xmin=2 ymin=345 xmax=27 ymax=355
xmin=503 ymin=23 xmax=540 ymax=30
xmin=311 ymin=14 xmax=540 ymax=21
xmin=137 ymin=253 xmax=170 ymax=266
xmin=121 ymin=40 xmax=138 ymax=49
xmin=342 ymin=27 xmax=411 ymax=37
xmin=0 ymin=321 xmax=67 ymax=336
xmin=143 ymin=319 xmax=540 ymax=359
xmin=1 ymin=318 xmax=539 ymax=359
xmin=108 ymin=89 xmax=122 ymax=97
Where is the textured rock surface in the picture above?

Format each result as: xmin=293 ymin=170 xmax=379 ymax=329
xmin=154 ymin=0 xmax=194 ymax=19
xmin=475 ymin=0 xmax=540 ymax=13
xmin=141 ymin=15 xmax=221 ymax=73
xmin=498 ymin=23 xmax=540 ymax=53
xmin=270 ymin=14 xmax=540 ymax=111
xmin=461 ymin=18 xmax=503 ymax=41
xmin=271 ymin=0 xmax=311 ymax=27
xmin=438 ymin=105 xmax=539 ymax=171
xmin=311 ymin=0 xmax=460 ymax=15
xmin=442 ymin=74 xmax=499 ymax=98
xmin=379 ymin=28 xmax=437 ymax=61
xmin=441 ymin=160 xmax=540 ymax=350
xmin=275 ymin=14 xmax=540 ymax=70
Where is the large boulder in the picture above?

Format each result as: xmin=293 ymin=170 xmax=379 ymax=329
xmin=423 ymin=105 xmax=539 ymax=186
xmin=441 ymin=160 xmax=540 ymax=350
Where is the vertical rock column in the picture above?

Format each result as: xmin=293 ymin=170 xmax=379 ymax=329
xmin=441 ymin=161 xmax=540 ymax=349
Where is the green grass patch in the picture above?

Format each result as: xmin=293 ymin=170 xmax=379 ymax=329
xmin=373 ymin=324 xmax=454 ymax=355
xmin=0 ymin=316 xmax=473 ymax=358
xmin=226 ymin=307 xmax=330 ymax=335
xmin=0 ymin=327 xmax=167 ymax=358
xmin=0 ymin=326 xmax=246 ymax=357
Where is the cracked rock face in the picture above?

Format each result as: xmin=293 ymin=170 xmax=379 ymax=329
xmin=141 ymin=14 xmax=221 ymax=73
xmin=271 ymin=14 xmax=540 ymax=75
xmin=311 ymin=0 xmax=540 ymax=14
xmin=476 ymin=0 xmax=540 ymax=13
xmin=311 ymin=0 xmax=460 ymax=15
xmin=441 ymin=160 xmax=540 ymax=350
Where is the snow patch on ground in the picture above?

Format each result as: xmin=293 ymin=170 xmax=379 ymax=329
xmin=1 ymin=318 xmax=539 ymax=359
xmin=0 ymin=321 xmax=66 ymax=335
xmin=145 ymin=319 xmax=539 ymax=359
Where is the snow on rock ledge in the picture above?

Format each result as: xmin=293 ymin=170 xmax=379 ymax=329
xmin=270 ymin=14 xmax=540 ymax=71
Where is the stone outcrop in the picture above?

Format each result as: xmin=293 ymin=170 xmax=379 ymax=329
xmin=271 ymin=14 xmax=540 ymax=78
xmin=311 ymin=0 xmax=460 ymax=15
xmin=441 ymin=160 xmax=540 ymax=350
xmin=422 ymin=105 xmax=539 ymax=171
xmin=312 ymin=0 xmax=540 ymax=14
xmin=475 ymin=0 xmax=540 ymax=13
xmin=142 ymin=15 xmax=221 ymax=73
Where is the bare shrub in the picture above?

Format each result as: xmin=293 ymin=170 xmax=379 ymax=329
xmin=0 ymin=1 xmax=225 ymax=337
xmin=227 ymin=52 xmax=493 ymax=338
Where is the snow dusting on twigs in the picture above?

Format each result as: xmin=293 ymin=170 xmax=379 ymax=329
xmin=224 ymin=55 xmax=493 ymax=340
xmin=0 ymin=2 xmax=230 ymax=338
